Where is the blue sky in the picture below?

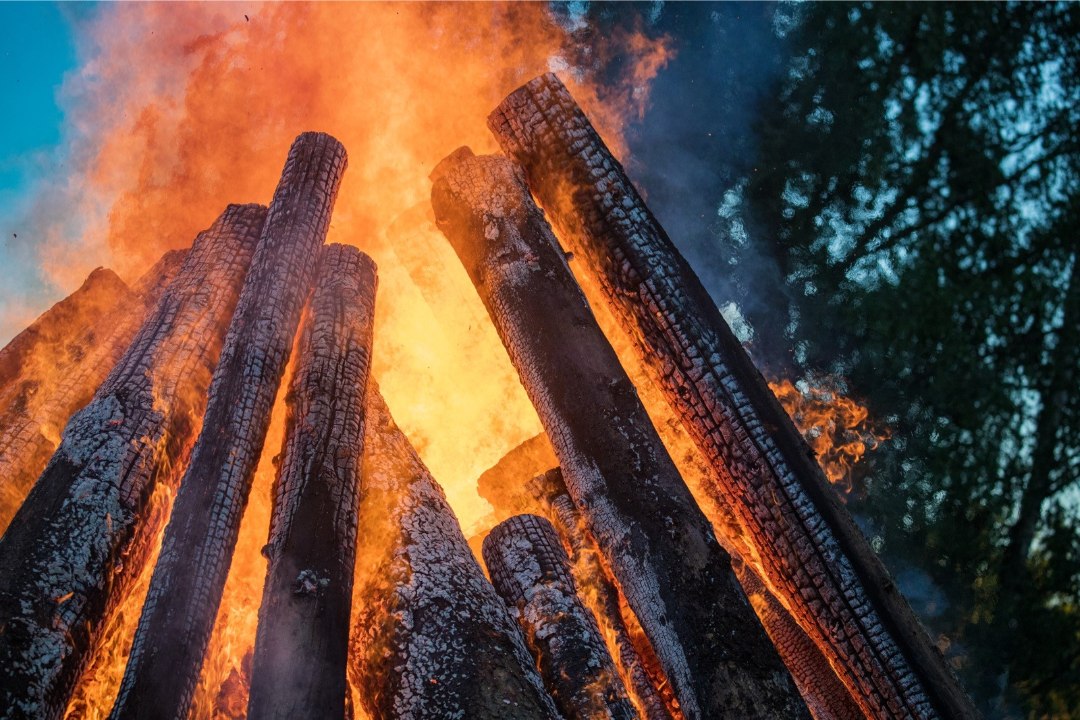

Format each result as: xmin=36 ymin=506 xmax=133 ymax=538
xmin=0 ymin=2 xmax=83 ymax=342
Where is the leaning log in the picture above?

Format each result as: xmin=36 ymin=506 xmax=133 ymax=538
xmin=484 ymin=514 xmax=638 ymax=720
xmin=528 ymin=469 xmax=675 ymax=720
xmin=0 ymin=251 xmax=185 ymax=535
xmin=734 ymin=562 xmax=865 ymax=720
xmin=0 ymin=204 xmax=264 ymax=720
xmin=489 ymin=72 xmax=975 ymax=720
xmin=432 ymin=147 xmax=808 ymax=720
xmin=110 ymin=132 xmax=347 ymax=720
xmin=348 ymin=389 xmax=560 ymax=720
xmin=246 ymin=245 xmax=377 ymax=720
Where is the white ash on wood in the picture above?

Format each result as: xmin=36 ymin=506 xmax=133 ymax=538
xmin=0 ymin=205 xmax=264 ymax=720
xmin=246 ymin=244 xmax=377 ymax=720
xmin=348 ymin=389 xmax=561 ymax=720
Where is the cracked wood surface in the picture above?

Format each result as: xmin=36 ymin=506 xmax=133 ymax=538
xmin=0 ymin=251 xmax=186 ymax=535
xmin=0 ymin=205 xmax=263 ymax=720
xmin=484 ymin=513 xmax=638 ymax=720
xmin=489 ymin=72 xmax=976 ymax=720
xmin=110 ymin=132 xmax=347 ymax=720
xmin=528 ymin=469 xmax=676 ymax=720
xmin=432 ymin=147 xmax=808 ymax=720
xmin=246 ymin=244 xmax=377 ymax=720
xmin=348 ymin=389 xmax=560 ymax=720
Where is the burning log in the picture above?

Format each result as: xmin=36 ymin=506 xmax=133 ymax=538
xmin=110 ymin=132 xmax=347 ymax=720
xmin=528 ymin=469 xmax=675 ymax=720
xmin=0 ymin=251 xmax=185 ymax=535
xmin=484 ymin=513 xmax=638 ymax=720
xmin=489 ymin=73 xmax=976 ymax=719
xmin=734 ymin=562 xmax=865 ymax=720
xmin=246 ymin=244 xmax=377 ymax=720
xmin=0 ymin=205 xmax=264 ymax=720
xmin=348 ymin=390 xmax=560 ymax=720
xmin=431 ymin=148 xmax=808 ymax=720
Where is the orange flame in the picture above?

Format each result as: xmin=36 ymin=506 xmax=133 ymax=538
xmin=768 ymin=377 xmax=889 ymax=496
xmin=0 ymin=4 xmax=676 ymax=717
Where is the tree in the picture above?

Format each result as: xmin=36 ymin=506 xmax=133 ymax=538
xmin=728 ymin=2 xmax=1080 ymax=716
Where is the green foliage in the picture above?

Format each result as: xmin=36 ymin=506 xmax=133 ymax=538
xmin=732 ymin=2 xmax=1080 ymax=716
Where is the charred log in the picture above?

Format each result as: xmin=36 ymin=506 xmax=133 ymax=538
xmin=0 ymin=251 xmax=185 ymax=535
xmin=0 ymin=205 xmax=263 ymax=720
xmin=246 ymin=244 xmax=377 ymax=720
xmin=110 ymin=132 xmax=347 ymax=720
xmin=489 ymin=72 xmax=975 ymax=720
xmin=348 ymin=389 xmax=560 ymax=720
xmin=431 ymin=147 xmax=808 ymax=720
xmin=484 ymin=514 xmax=638 ymax=720
xmin=529 ymin=469 xmax=675 ymax=720
xmin=734 ymin=562 xmax=865 ymax=720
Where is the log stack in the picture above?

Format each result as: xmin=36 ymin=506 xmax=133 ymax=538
xmin=488 ymin=72 xmax=976 ymax=720
xmin=111 ymin=132 xmax=348 ymax=720
xmin=0 ymin=101 xmax=978 ymax=719
xmin=431 ymin=146 xmax=808 ymax=720
xmin=0 ymin=204 xmax=264 ymax=719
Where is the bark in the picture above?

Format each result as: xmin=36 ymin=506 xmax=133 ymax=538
xmin=0 ymin=205 xmax=263 ymax=720
xmin=528 ymin=469 xmax=675 ymax=720
xmin=432 ymin=147 xmax=808 ymax=720
xmin=246 ymin=244 xmax=377 ymax=720
xmin=489 ymin=73 xmax=976 ymax=720
xmin=0 ymin=251 xmax=186 ymax=535
xmin=347 ymin=389 xmax=560 ymax=720
xmin=734 ymin=563 xmax=865 ymax=720
xmin=484 ymin=514 xmax=638 ymax=720
xmin=110 ymin=132 xmax=347 ymax=720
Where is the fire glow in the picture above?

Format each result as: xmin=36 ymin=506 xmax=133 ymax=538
xmin=0 ymin=5 xmax=975 ymax=720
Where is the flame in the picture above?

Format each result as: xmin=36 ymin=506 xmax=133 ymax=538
xmin=0 ymin=4 xmax=676 ymax=716
xmin=767 ymin=377 xmax=888 ymax=495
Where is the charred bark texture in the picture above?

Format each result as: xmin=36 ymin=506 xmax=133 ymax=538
xmin=432 ymin=148 xmax=808 ymax=720
xmin=110 ymin=132 xmax=347 ymax=720
xmin=0 ymin=251 xmax=185 ymax=535
xmin=484 ymin=514 xmax=638 ymax=720
xmin=246 ymin=244 xmax=377 ymax=720
xmin=348 ymin=389 xmax=560 ymax=720
xmin=735 ymin=563 xmax=865 ymax=720
xmin=0 ymin=206 xmax=263 ymax=720
xmin=489 ymin=73 xmax=976 ymax=720
xmin=528 ymin=469 xmax=675 ymax=720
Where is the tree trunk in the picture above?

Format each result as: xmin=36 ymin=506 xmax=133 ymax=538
xmin=0 ymin=251 xmax=185 ymax=535
xmin=348 ymin=389 xmax=560 ymax=720
xmin=489 ymin=73 xmax=978 ymax=720
xmin=484 ymin=513 xmax=639 ymax=720
xmin=528 ymin=470 xmax=677 ymax=720
xmin=0 ymin=204 xmax=264 ymax=720
xmin=246 ymin=244 xmax=377 ymax=720
xmin=432 ymin=147 xmax=808 ymax=720
xmin=110 ymin=132 xmax=348 ymax=720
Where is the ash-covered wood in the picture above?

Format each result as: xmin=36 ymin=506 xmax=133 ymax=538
xmin=529 ymin=469 xmax=675 ymax=720
xmin=489 ymin=72 xmax=976 ymax=720
xmin=110 ymin=132 xmax=348 ymax=720
xmin=431 ymin=147 xmax=808 ymax=720
xmin=246 ymin=244 xmax=377 ymax=720
xmin=348 ymin=389 xmax=560 ymax=720
xmin=0 ymin=251 xmax=185 ymax=535
xmin=735 ymin=562 xmax=865 ymax=720
xmin=0 ymin=205 xmax=263 ymax=720
xmin=484 ymin=514 xmax=638 ymax=720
